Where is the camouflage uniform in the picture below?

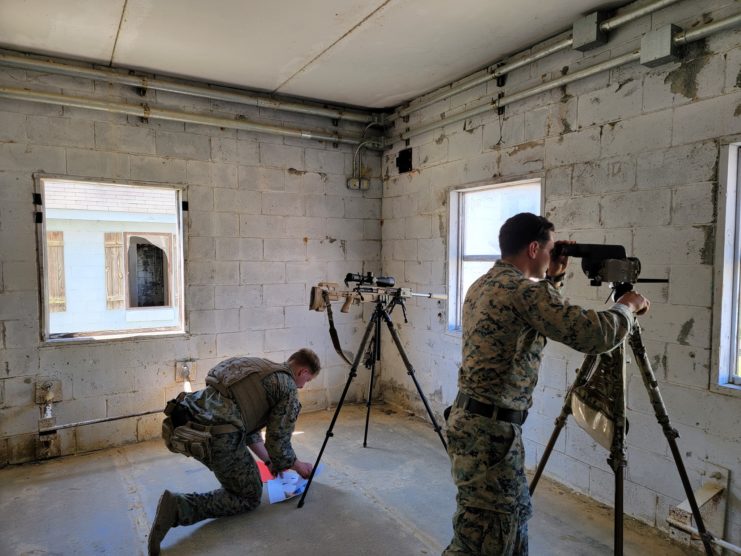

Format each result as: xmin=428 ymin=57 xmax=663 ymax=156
xmin=171 ymin=366 xmax=301 ymax=526
xmin=444 ymin=261 xmax=634 ymax=555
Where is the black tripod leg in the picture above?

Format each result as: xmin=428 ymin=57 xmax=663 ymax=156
xmin=628 ymin=324 xmax=715 ymax=556
xmin=363 ymin=313 xmax=382 ymax=447
xmin=530 ymin=355 xmax=599 ymax=495
xmin=606 ymin=344 xmax=628 ymax=556
xmin=297 ymin=309 xmax=379 ymax=508
xmin=380 ymin=310 xmax=447 ymax=450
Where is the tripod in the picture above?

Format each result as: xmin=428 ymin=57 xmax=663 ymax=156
xmin=528 ymin=321 xmax=715 ymax=555
xmin=297 ymin=292 xmax=447 ymax=508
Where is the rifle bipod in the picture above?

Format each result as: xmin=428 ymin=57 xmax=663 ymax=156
xmin=297 ymin=297 xmax=447 ymax=508
xmin=528 ymin=322 xmax=715 ymax=556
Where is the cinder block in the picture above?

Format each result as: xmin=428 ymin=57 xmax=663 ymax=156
xmin=130 ymin=155 xmax=186 ymax=183
xmin=306 ymin=238 xmax=345 ymax=261
xmin=305 ymin=194 xmax=344 ymax=218
xmin=236 ymin=140 xmax=260 ymax=165
xmin=238 ymin=165 xmax=284 ymax=191
xmin=263 ymin=238 xmax=306 ymax=261
xmin=262 ymin=191 xmax=304 ymax=216
xmin=215 ymin=237 xmax=262 ymax=261
xmin=577 ymin=81 xmax=643 ymax=128
xmin=345 ymin=240 xmax=380 ymax=262
xmin=601 ymin=110 xmax=673 ymax=157
xmin=542 ymin=450 xmax=591 ymax=494
xmin=264 ymin=327 xmax=308 ymax=352
xmin=155 ymin=130 xmax=211 ymax=161
xmin=240 ymin=261 xmax=285 ymax=284
xmin=187 ymin=261 xmax=239 ymax=285
xmin=212 ymin=163 xmax=238 ymax=189
xmin=188 ymin=309 xmax=240 ymax=335
xmin=572 ymin=155 xmax=635 ymax=195
xmin=344 ymin=197 xmax=381 ymax=219
xmin=640 ymin=302 xmax=711 ymax=348
xmin=325 ymin=217 xmax=364 ymax=241
xmin=364 ymin=219 xmax=381 ymax=240
xmin=500 ymin=140 xmax=544 ymax=176
xmin=211 ymin=137 xmax=238 ymax=163
xmin=664 ymin=342 xmax=710 ymax=389
xmin=483 ymin=113 xmax=525 ymax=150
xmin=633 ymin=225 xmax=711 ymax=265
xmin=214 ymin=285 xmax=261 ymax=309
xmin=213 ymin=187 xmax=262 ymax=214
xmin=188 ymin=211 xmax=239 ymax=237
xmin=2 ymin=261 xmax=37 ymax=291
xmin=544 ymin=126 xmax=601 ymax=167
xmin=636 ymin=141 xmax=717 ymax=189
xmin=668 ymin=264 xmax=712 ymax=308
xmin=94 ymin=122 xmax=155 ymax=154
xmin=76 ymin=419 xmax=137 ymax=453
xmin=240 ymin=306 xmax=285 ymax=330
xmin=285 ymin=216 xmax=326 ymax=239
xmin=544 ymin=165 xmax=572 ymax=198
xmin=0 ymin=292 xmax=38 ymax=320
xmin=263 ymin=283 xmax=305 ymax=307
xmin=4 ymin=319 xmax=39 ymax=348
xmin=0 ymin=143 xmax=66 ymax=173
xmin=216 ymin=331 xmax=263 ymax=357
xmin=305 ymin=148 xmax=346 ymax=174
xmin=0 ymin=111 xmax=26 ymax=142
xmin=600 ymin=189 xmax=671 ymax=228
xmin=240 ymin=214 xmax=287 ymax=238
xmin=544 ymin=196 xmax=601 ymax=229
xmin=260 ymin=143 xmax=304 ymax=170
xmin=186 ymin=160 xmax=211 ymax=186
xmin=186 ymin=285 xmax=215 ymax=310
xmin=187 ymin=236 xmax=214 ymax=260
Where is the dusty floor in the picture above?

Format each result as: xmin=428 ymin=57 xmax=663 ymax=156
xmin=0 ymin=403 xmax=697 ymax=555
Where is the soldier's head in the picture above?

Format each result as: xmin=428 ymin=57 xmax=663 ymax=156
xmin=288 ymin=348 xmax=321 ymax=388
xmin=499 ymin=212 xmax=555 ymax=279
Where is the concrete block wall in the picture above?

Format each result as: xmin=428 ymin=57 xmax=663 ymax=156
xmin=380 ymin=0 xmax=741 ymax=545
xmin=0 ymin=60 xmax=382 ymax=465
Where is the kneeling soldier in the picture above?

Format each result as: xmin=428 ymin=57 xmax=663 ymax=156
xmin=148 ymin=348 xmax=320 ymax=555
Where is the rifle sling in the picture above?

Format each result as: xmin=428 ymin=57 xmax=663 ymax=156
xmin=323 ymin=290 xmax=354 ymax=366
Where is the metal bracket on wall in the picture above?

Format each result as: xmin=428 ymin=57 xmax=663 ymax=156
xmin=35 ymin=379 xmax=62 ymax=459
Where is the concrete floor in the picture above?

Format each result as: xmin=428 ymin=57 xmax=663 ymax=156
xmin=0 ymin=404 xmax=696 ymax=556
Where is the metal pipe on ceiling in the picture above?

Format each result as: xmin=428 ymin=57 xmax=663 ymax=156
xmin=0 ymin=86 xmax=382 ymax=148
xmin=0 ymin=52 xmax=376 ymax=124
xmin=395 ymin=12 xmax=741 ymax=143
xmin=397 ymin=0 xmax=683 ymax=118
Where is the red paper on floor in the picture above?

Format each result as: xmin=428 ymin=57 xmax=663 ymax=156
xmin=257 ymin=460 xmax=275 ymax=482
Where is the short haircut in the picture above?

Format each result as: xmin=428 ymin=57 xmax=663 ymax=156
xmin=499 ymin=212 xmax=555 ymax=258
xmin=288 ymin=348 xmax=321 ymax=375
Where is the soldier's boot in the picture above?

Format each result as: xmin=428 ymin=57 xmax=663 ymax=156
xmin=148 ymin=490 xmax=179 ymax=556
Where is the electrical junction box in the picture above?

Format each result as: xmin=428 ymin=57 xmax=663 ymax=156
xmin=573 ymin=11 xmax=608 ymax=51
xmin=641 ymin=24 xmax=681 ymax=67
xmin=175 ymin=361 xmax=196 ymax=383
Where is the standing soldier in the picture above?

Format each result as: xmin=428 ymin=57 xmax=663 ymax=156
xmin=148 ymin=348 xmax=321 ymax=555
xmin=444 ymin=213 xmax=649 ymax=555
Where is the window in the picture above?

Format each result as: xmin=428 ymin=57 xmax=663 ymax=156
xmin=713 ymin=144 xmax=741 ymax=388
xmin=447 ymin=179 xmax=541 ymax=330
xmin=38 ymin=178 xmax=185 ymax=341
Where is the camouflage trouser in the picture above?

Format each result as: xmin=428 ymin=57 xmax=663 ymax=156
xmin=173 ymin=430 xmax=262 ymax=526
xmin=444 ymin=406 xmax=531 ymax=556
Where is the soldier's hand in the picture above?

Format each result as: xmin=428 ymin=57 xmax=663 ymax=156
xmin=291 ymin=459 xmax=314 ymax=479
xmin=548 ymin=240 xmax=574 ymax=277
xmin=616 ymin=291 xmax=650 ymax=316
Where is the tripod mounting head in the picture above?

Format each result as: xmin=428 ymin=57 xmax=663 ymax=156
xmin=552 ymin=243 xmax=666 ymax=301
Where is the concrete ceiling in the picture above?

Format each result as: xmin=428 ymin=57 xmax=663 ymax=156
xmin=0 ymin=0 xmax=626 ymax=109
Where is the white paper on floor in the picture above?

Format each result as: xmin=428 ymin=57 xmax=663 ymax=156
xmin=266 ymin=464 xmax=325 ymax=504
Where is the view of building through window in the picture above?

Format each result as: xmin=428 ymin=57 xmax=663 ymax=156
xmin=448 ymin=180 xmax=541 ymax=330
xmin=40 ymin=179 xmax=184 ymax=340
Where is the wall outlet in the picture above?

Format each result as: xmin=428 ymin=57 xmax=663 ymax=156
xmin=347 ymin=178 xmax=360 ymax=190
xmin=175 ymin=361 xmax=196 ymax=383
xmin=35 ymin=379 xmax=62 ymax=404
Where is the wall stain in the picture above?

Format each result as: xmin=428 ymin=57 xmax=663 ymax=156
xmin=677 ymin=319 xmax=694 ymax=345
xmin=287 ymin=168 xmax=306 ymax=175
xmin=325 ymin=236 xmax=336 ymax=243
xmin=734 ymin=104 xmax=741 ymax=117
xmin=696 ymin=225 xmax=715 ymax=264
xmin=509 ymin=140 xmax=542 ymax=156
xmin=615 ymin=77 xmax=634 ymax=93
xmin=663 ymin=41 xmax=711 ymax=100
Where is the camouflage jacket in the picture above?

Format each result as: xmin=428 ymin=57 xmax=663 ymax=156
xmin=460 ymin=260 xmax=634 ymax=411
xmin=181 ymin=370 xmax=301 ymax=472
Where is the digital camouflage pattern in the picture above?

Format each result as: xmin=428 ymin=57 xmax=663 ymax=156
xmin=446 ymin=260 xmax=634 ymax=555
xmin=172 ymin=364 xmax=302 ymax=525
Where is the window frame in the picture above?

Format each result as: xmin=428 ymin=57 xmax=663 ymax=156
xmin=711 ymin=144 xmax=741 ymax=394
xmin=447 ymin=178 xmax=543 ymax=332
xmin=35 ymin=175 xmax=187 ymax=343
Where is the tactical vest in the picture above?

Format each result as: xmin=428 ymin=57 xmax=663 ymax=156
xmin=205 ymin=357 xmax=292 ymax=434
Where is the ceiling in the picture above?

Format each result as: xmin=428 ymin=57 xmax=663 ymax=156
xmin=0 ymin=0 xmax=627 ymax=109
